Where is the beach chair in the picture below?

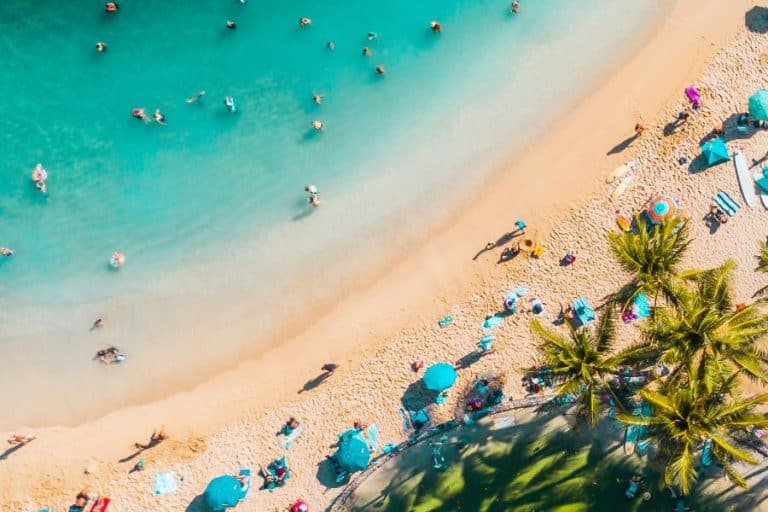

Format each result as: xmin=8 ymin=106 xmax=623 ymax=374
xmin=572 ymin=297 xmax=595 ymax=326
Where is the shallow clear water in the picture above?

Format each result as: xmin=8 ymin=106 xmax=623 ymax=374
xmin=0 ymin=0 xmax=668 ymax=428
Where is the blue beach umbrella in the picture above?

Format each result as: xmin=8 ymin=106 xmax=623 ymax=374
xmin=336 ymin=429 xmax=371 ymax=472
xmin=204 ymin=475 xmax=248 ymax=511
xmin=749 ymin=89 xmax=768 ymax=120
xmin=700 ymin=137 xmax=729 ymax=166
xmin=423 ymin=363 xmax=457 ymax=392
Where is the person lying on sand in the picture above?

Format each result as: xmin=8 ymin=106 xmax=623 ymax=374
xmin=7 ymin=433 xmax=35 ymax=445
xmin=134 ymin=425 xmax=168 ymax=449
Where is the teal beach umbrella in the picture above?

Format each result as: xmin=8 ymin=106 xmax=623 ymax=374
xmin=423 ymin=363 xmax=457 ymax=392
xmin=204 ymin=475 xmax=248 ymax=511
xmin=336 ymin=429 xmax=371 ymax=472
xmin=749 ymin=89 xmax=768 ymax=120
xmin=700 ymin=138 xmax=729 ymax=166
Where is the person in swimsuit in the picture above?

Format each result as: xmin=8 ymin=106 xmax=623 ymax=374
xmin=186 ymin=90 xmax=206 ymax=103
xmin=96 ymin=41 xmax=107 ymax=52
xmin=105 ymin=2 xmax=118 ymax=13
xmin=226 ymin=20 xmax=236 ymax=29
xmin=312 ymin=93 xmax=324 ymax=105
xmin=0 ymin=248 xmax=13 ymax=257
xmin=132 ymin=108 xmax=151 ymax=123
xmin=375 ymin=65 xmax=385 ymax=75
xmin=134 ymin=426 xmax=168 ymax=449
xmin=326 ymin=41 xmax=335 ymax=50
xmin=429 ymin=21 xmax=442 ymax=33
xmin=362 ymin=47 xmax=371 ymax=56
xmin=153 ymin=109 xmax=166 ymax=125
xmin=511 ymin=1 xmax=520 ymax=14
xmin=299 ymin=17 xmax=312 ymax=27
xmin=311 ymin=120 xmax=323 ymax=130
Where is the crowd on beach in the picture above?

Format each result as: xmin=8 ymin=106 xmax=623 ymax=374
xmin=15 ymin=2 xmax=768 ymax=511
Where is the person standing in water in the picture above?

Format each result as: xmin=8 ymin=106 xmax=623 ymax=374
xmin=305 ymin=185 xmax=320 ymax=207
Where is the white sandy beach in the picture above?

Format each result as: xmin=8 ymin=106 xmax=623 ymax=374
xmin=2 ymin=1 xmax=768 ymax=510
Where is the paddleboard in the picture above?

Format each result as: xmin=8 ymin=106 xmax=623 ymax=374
xmin=606 ymin=160 xmax=636 ymax=184
xmin=753 ymin=170 xmax=768 ymax=210
xmin=610 ymin=176 xmax=633 ymax=201
xmin=734 ymin=150 xmax=756 ymax=208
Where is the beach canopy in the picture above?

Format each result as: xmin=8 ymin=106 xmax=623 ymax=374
xmin=335 ymin=429 xmax=371 ymax=473
xmin=700 ymin=137 xmax=729 ymax=166
xmin=423 ymin=363 xmax=457 ymax=392
xmin=749 ymin=89 xmax=768 ymax=120
xmin=204 ymin=474 xmax=249 ymax=511
xmin=646 ymin=194 xmax=679 ymax=224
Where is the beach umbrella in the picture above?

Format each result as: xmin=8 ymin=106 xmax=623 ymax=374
xmin=646 ymin=194 xmax=679 ymax=225
xmin=749 ymin=89 xmax=768 ymax=120
xmin=700 ymin=138 xmax=729 ymax=166
xmin=204 ymin=475 xmax=248 ymax=511
xmin=423 ymin=363 xmax=457 ymax=392
xmin=335 ymin=429 xmax=371 ymax=472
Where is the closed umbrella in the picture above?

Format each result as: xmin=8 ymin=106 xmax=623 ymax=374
xmin=700 ymin=138 xmax=729 ymax=166
xmin=423 ymin=363 xmax=457 ymax=392
xmin=749 ymin=89 xmax=768 ymax=120
xmin=646 ymin=194 xmax=679 ymax=225
xmin=204 ymin=475 xmax=248 ymax=511
xmin=336 ymin=429 xmax=371 ymax=472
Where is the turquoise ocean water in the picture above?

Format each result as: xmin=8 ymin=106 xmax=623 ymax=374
xmin=0 ymin=1 xmax=668 ymax=428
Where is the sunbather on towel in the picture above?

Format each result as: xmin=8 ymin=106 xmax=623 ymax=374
xmin=134 ymin=425 xmax=168 ymax=449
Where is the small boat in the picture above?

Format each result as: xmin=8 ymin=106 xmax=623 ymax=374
xmin=734 ymin=150 xmax=756 ymax=208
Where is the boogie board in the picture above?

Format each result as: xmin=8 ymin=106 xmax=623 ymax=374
xmin=734 ymin=150 xmax=756 ymax=208
xmin=606 ymin=160 xmax=636 ymax=184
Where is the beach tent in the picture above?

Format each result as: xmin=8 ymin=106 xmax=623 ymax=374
xmin=423 ymin=363 xmax=457 ymax=392
xmin=700 ymin=138 xmax=729 ymax=166
xmin=646 ymin=193 xmax=679 ymax=225
xmin=204 ymin=471 xmax=251 ymax=511
xmin=749 ymin=89 xmax=768 ymax=120
xmin=335 ymin=429 xmax=371 ymax=473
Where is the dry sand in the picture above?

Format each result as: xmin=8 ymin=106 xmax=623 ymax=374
xmin=2 ymin=1 xmax=768 ymax=511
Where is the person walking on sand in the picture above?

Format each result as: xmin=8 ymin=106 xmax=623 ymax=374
xmin=134 ymin=425 xmax=168 ymax=449
xmin=92 ymin=318 xmax=105 ymax=330
xmin=634 ymin=122 xmax=645 ymax=137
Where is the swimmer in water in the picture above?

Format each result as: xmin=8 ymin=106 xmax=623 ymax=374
xmin=511 ymin=1 xmax=520 ymax=14
xmin=305 ymin=185 xmax=320 ymax=207
xmin=311 ymin=120 xmax=323 ymax=131
xmin=186 ymin=90 xmax=206 ymax=104
xmin=362 ymin=47 xmax=371 ymax=56
xmin=224 ymin=96 xmax=236 ymax=112
xmin=326 ymin=41 xmax=335 ymax=50
xmin=96 ymin=41 xmax=107 ymax=52
xmin=132 ymin=108 xmax=151 ymax=123
xmin=226 ymin=20 xmax=236 ymax=29
xmin=430 ymin=21 xmax=442 ymax=33
xmin=105 ymin=2 xmax=118 ymax=13
xmin=0 ymin=248 xmax=13 ymax=257
xmin=367 ymin=32 xmax=378 ymax=41
xmin=375 ymin=65 xmax=385 ymax=75
xmin=312 ymin=93 xmax=324 ymax=105
xmin=299 ymin=17 xmax=312 ymax=27
xmin=153 ymin=109 xmax=166 ymax=125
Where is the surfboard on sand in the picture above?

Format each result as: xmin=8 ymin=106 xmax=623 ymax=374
xmin=610 ymin=176 xmax=633 ymax=201
xmin=606 ymin=160 xmax=636 ymax=184
xmin=734 ymin=150 xmax=756 ymax=208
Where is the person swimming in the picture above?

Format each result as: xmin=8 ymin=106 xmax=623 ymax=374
xmin=31 ymin=163 xmax=48 ymax=193
xmin=429 ymin=21 xmax=442 ymax=33
xmin=375 ymin=65 xmax=385 ymax=75
xmin=0 ymin=248 xmax=13 ymax=257
xmin=96 ymin=41 xmax=107 ymax=52
xmin=362 ymin=47 xmax=371 ymax=56
xmin=153 ymin=109 xmax=166 ymax=125
xmin=226 ymin=20 xmax=237 ymax=29
xmin=105 ymin=2 xmax=118 ymax=13
xmin=367 ymin=32 xmax=378 ymax=41
xmin=186 ymin=90 xmax=206 ymax=104
xmin=326 ymin=41 xmax=335 ymax=50
xmin=311 ymin=120 xmax=323 ymax=130
xmin=312 ymin=94 xmax=324 ymax=105
xmin=132 ymin=108 xmax=150 ymax=123
xmin=305 ymin=185 xmax=320 ymax=207
xmin=299 ymin=17 xmax=312 ymax=27
xmin=511 ymin=0 xmax=520 ymax=14
xmin=224 ymin=96 xmax=237 ymax=112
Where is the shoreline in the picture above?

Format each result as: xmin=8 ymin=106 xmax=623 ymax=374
xmin=2 ymin=0 xmax=763 ymax=509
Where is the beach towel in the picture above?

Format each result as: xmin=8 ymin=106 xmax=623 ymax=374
xmin=714 ymin=191 xmax=740 ymax=216
xmin=366 ymin=424 xmax=379 ymax=452
xmin=572 ymin=297 xmax=595 ymax=325
xmin=283 ymin=425 xmax=302 ymax=450
xmin=701 ymin=439 xmax=713 ymax=467
xmin=89 ymin=497 xmax=111 ymax=512
xmin=478 ymin=335 xmax=495 ymax=351
xmin=154 ymin=471 xmax=180 ymax=496
xmin=438 ymin=315 xmax=453 ymax=328
xmin=482 ymin=315 xmax=503 ymax=330
xmin=632 ymin=293 xmax=651 ymax=319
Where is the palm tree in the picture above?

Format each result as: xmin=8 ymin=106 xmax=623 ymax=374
xmin=531 ymin=308 xmax=649 ymax=426
xmin=617 ymin=368 xmax=768 ymax=494
xmin=643 ymin=260 xmax=768 ymax=384
xmin=606 ymin=215 xmax=692 ymax=308
xmin=755 ymin=240 xmax=768 ymax=297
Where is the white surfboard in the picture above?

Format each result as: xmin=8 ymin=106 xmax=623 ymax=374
xmin=610 ymin=175 xmax=633 ymax=201
xmin=606 ymin=160 xmax=636 ymax=184
xmin=754 ymin=170 xmax=768 ymax=210
xmin=734 ymin=150 xmax=756 ymax=208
